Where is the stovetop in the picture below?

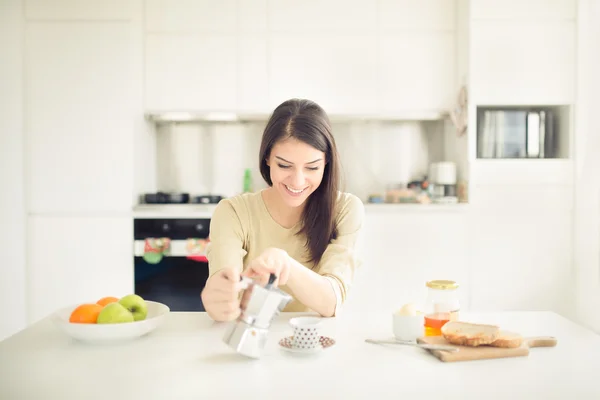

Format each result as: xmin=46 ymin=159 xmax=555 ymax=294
xmin=141 ymin=192 xmax=224 ymax=205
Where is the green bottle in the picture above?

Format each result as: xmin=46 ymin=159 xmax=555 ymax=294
xmin=243 ymin=168 xmax=253 ymax=193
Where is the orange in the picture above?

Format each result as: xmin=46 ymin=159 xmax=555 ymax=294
xmin=69 ymin=303 xmax=103 ymax=324
xmin=96 ymin=296 xmax=119 ymax=307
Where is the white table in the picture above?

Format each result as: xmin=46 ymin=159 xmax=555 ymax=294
xmin=1 ymin=311 xmax=599 ymax=399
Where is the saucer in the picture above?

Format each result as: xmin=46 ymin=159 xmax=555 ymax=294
xmin=278 ymin=335 xmax=336 ymax=354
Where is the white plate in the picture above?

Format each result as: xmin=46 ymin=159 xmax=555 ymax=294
xmin=52 ymin=301 xmax=170 ymax=344
xmin=278 ymin=335 xmax=336 ymax=355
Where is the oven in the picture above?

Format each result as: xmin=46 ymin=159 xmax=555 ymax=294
xmin=133 ymin=218 xmax=211 ymax=311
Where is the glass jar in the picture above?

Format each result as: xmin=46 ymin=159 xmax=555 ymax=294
xmin=423 ymin=280 xmax=460 ymax=336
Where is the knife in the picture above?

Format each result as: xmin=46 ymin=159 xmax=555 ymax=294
xmin=365 ymin=338 xmax=459 ymax=352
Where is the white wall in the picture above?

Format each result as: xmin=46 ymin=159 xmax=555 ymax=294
xmin=0 ymin=0 xmax=27 ymax=341
xmin=153 ymin=120 xmax=450 ymax=202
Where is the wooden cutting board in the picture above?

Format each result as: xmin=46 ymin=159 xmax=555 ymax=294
xmin=416 ymin=335 xmax=558 ymax=362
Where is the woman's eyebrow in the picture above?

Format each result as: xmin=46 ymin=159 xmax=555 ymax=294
xmin=275 ymin=156 xmax=322 ymax=164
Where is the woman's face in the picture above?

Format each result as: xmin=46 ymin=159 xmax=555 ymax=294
xmin=267 ymin=137 xmax=326 ymax=208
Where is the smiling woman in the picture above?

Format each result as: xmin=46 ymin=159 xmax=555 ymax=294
xmin=202 ymin=99 xmax=365 ymax=322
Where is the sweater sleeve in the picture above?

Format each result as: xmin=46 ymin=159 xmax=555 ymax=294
xmin=205 ymin=199 xmax=248 ymax=278
xmin=316 ymin=193 xmax=365 ymax=316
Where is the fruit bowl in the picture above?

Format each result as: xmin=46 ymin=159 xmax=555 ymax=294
xmin=52 ymin=301 xmax=170 ymax=344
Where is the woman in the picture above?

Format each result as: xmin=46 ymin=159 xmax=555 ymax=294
xmin=201 ymin=98 xmax=364 ymax=322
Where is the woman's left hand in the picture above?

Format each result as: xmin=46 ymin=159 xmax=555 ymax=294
xmin=243 ymin=247 xmax=293 ymax=287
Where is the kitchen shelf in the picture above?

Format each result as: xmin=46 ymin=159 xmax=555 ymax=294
xmin=144 ymin=110 xmax=449 ymax=124
xmin=132 ymin=204 xmax=217 ymax=219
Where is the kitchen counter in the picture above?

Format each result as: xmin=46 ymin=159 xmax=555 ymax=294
xmin=131 ymin=202 xmax=469 ymax=219
xmin=1 ymin=310 xmax=598 ymax=399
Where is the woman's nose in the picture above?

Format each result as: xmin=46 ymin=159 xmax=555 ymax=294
xmin=290 ymin=170 xmax=305 ymax=187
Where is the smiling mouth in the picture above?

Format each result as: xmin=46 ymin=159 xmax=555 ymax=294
xmin=284 ymin=184 xmax=307 ymax=194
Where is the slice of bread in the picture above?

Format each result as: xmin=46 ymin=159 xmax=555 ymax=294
xmin=490 ymin=331 xmax=523 ymax=348
xmin=441 ymin=321 xmax=500 ymax=347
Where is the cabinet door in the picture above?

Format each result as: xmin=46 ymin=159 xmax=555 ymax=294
xmin=145 ymin=34 xmax=237 ymax=111
xmin=471 ymin=21 xmax=576 ymax=104
xmin=28 ymin=216 xmax=133 ymax=324
xmin=471 ymin=0 xmax=576 ymax=20
xmin=269 ymin=34 xmax=378 ymax=115
xmin=238 ymin=36 xmax=269 ymax=113
xmin=0 ymin=0 xmax=27 ymax=341
xmin=378 ymin=32 xmax=455 ymax=114
xmin=573 ymin=0 xmax=600 ymax=332
xmin=25 ymin=22 xmax=135 ymax=214
xmin=468 ymin=208 xmax=573 ymax=315
xmin=25 ymin=0 xmax=134 ymax=20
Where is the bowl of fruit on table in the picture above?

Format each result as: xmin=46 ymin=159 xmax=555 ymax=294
xmin=52 ymin=294 xmax=170 ymax=344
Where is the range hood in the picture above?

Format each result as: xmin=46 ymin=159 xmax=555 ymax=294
xmin=145 ymin=110 xmax=448 ymax=123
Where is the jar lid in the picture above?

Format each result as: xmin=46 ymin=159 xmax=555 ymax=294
xmin=426 ymin=280 xmax=459 ymax=290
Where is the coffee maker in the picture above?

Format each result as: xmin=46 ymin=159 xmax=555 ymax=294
xmin=222 ymin=274 xmax=292 ymax=359
xmin=429 ymin=162 xmax=458 ymax=203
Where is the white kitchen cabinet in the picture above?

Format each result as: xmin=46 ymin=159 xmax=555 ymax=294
xmin=1 ymin=0 xmax=27 ymax=342
xmin=145 ymin=0 xmax=236 ymax=33
xmin=25 ymin=0 xmax=134 ymax=20
xmin=27 ymin=216 xmax=133 ymax=324
xmin=573 ymin=0 xmax=600 ymax=333
xmin=468 ymin=211 xmax=573 ymax=317
xmin=471 ymin=0 xmax=576 ymax=20
xmin=471 ymin=20 xmax=576 ymax=105
xmin=379 ymin=0 xmax=455 ymax=31
xmin=238 ymin=36 xmax=269 ymax=113
xmin=269 ymin=34 xmax=378 ymax=115
xmin=268 ymin=0 xmax=376 ymax=32
xmin=378 ymin=32 xmax=456 ymax=114
xmin=470 ymin=159 xmax=574 ymax=186
xmin=145 ymin=0 xmax=268 ymax=34
xmin=25 ymin=22 xmax=136 ymax=214
xmin=145 ymin=34 xmax=237 ymax=111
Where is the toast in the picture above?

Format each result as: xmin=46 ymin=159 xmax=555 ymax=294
xmin=441 ymin=321 xmax=500 ymax=347
xmin=490 ymin=330 xmax=523 ymax=348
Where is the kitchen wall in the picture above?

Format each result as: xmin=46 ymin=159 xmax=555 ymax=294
xmin=152 ymin=119 xmax=457 ymax=202
xmin=0 ymin=0 xmax=597 ymax=341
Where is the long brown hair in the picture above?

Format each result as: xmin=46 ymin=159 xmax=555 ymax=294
xmin=259 ymin=99 xmax=341 ymax=265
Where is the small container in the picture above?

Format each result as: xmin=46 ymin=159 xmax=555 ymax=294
xmin=393 ymin=314 xmax=425 ymax=342
xmin=423 ymin=280 xmax=460 ymax=336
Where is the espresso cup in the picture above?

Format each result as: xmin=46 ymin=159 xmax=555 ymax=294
xmin=289 ymin=317 xmax=322 ymax=350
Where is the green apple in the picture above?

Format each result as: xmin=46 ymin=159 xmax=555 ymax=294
xmin=118 ymin=294 xmax=148 ymax=321
xmin=97 ymin=303 xmax=134 ymax=324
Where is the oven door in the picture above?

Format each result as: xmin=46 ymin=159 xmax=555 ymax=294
xmin=133 ymin=219 xmax=211 ymax=312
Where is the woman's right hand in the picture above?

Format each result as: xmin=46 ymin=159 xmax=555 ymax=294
xmin=201 ymin=267 xmax=243 ymax=322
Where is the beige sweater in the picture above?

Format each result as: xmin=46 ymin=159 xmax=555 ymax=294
xmin=206 ymin=190 xmax=364 ymax=314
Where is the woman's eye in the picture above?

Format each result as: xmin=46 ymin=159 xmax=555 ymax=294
xmin=307 ymin=167 xmax=319 ymax=171
xmin=277 ymin=164 xmax=291 ymax=169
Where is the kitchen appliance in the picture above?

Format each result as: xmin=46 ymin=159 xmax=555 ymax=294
xmin=192 ymin=194 xmax=224 ymax=204
xmin=133 ymin=218 xmax=211 ymax=311
xmin=142 ymin=192 xmax=190 ymax=204
xmin=141 ymin=192 xmax=224 ymax=205
xmin=429 ymin=162 xmax=458 ymax=203
xmin=223 ymin=274 xmax=292 ymax=359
